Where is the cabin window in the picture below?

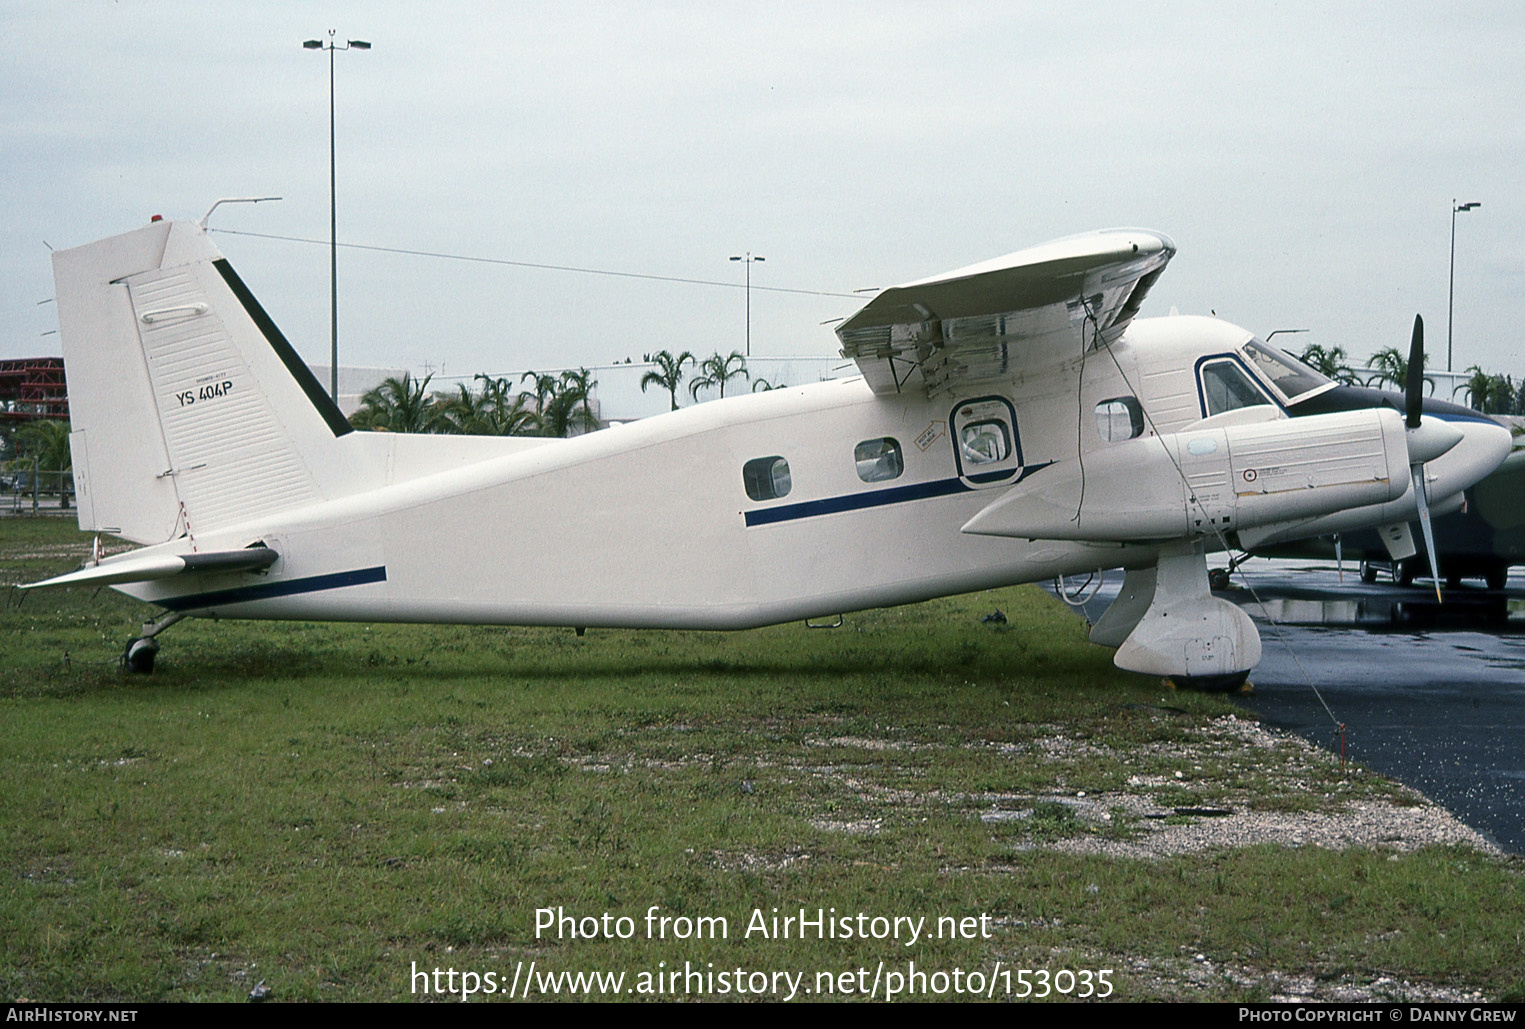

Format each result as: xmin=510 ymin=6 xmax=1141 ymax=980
xmin=854 ymin=437 xmax=904 ymax=482
xmin=949 ymin=395 xmax=1022 ymax=487
xmin=1094 ymin=397 xmax=1145 ymax=442
xmin=1200 ymin=360 xmax=1273 ymax=417
xmin=959 ymin=420 xmax=1011 ymax=464
xmin=742 ymin=456 xmax=792 ymax=501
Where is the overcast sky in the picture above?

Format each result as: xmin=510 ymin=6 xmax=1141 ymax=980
xmin=4 ymin=2 xmax=1521 ymax=386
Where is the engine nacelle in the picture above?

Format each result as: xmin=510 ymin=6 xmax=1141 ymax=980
xmin=962 ymin=408 xmax=1411 ymax=542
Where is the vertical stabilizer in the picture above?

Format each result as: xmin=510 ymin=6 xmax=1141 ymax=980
xmin=54 ymin=220 xmax=354 ymax=544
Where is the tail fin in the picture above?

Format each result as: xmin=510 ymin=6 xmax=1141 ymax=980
xmin=54 ymin=220 xmax=353 ymax=544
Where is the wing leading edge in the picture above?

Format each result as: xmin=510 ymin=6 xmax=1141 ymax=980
xmin=837 ymin=229 xmax=1175 ymax=397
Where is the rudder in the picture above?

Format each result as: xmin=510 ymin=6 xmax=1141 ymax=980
xmin=55 ymin=219 xmax=354 ymax=544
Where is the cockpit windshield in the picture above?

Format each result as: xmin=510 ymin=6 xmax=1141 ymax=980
xmin=1242 ymin=339 xmax=1332 ymax=403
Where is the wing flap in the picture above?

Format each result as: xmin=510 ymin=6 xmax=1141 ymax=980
xmin=838 ymin=230 xmax=1175 ymax=396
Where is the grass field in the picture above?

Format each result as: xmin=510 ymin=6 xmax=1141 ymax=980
xmin=2 ymin=515 xmax=1521 ymax=1002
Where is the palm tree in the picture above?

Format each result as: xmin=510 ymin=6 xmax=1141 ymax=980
xmin=518 ymin=371 xmax=560 ymax=417
xmin=351 ymin=373 xmax=441 ymax=432
xmin=640 ymin=350 xmax=694 ymax=411
xmin=1458 ymin=365 xmax=1516 ymax=414
xmin=558 ymin=367 xmax=598 ymax=430
xmin=433 ymin=376 xmax=541 ymax=435
xmin=473 ymin=374 xmax=540 ymax=435
xmin=689 ymin=351 xmax=749 ymax=401
xmin=13 ymin=418 xmax=72 ymax=506
xmin=434 ymin=382 xmax=487 ymax=434
xmin=1364 ymin=347 xmax=1431 ymax=394
xmin=512 ymin=368 xmax=599 ymax=437
xmin=1364 ymin=347 xmax=1404 ymax=389
xmin=1298 ymin=343 xmax=1357 ymax=385
xmin=538 ymin=383 xmax=599 ymax=438
xmin=751 ymin=377 xmax=785 ymax=392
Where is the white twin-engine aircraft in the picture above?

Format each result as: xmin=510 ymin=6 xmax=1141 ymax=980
xmin=29 ymin=219 xmax=1512 ymax=687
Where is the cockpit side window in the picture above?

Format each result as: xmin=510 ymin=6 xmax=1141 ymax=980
xmin=1242 ymin=339 xmax=1331 ymax=402
xmin=1199 ymin=359 xmax=1273 ymax=416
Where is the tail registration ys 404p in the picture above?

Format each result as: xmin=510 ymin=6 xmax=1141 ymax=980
xmin=176 ymin=379 xmax=235 ymax=407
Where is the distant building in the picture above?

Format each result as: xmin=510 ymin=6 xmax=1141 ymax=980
xmin=0 ymin=358 xmax=68 ymax=423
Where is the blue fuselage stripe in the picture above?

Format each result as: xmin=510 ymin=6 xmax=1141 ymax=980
xmin=742 ymin=463 xmax=1052 ymax=528
xmin=158 ymin=565 xmax=388 ymax=611
xmin=745 ymin=477 xmax=969 ymax=526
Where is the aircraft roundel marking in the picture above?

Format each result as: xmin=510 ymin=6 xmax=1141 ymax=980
xmin=1243 ymin=468 xmax=1258 ymax=483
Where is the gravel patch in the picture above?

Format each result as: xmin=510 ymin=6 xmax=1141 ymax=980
xmin=1048 ymin=797 xmax=1497 ymax=858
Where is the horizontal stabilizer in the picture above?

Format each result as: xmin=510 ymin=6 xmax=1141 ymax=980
xmin=23 ymin=546 xmax=278 ymax=590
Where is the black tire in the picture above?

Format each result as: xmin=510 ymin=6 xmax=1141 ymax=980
xmin=1360 ymin=562 xmax=1377 ymax=584
xmin=1395 ymin=559 xmax=1415 ymax=587
xmin=1209 ymin=568 xmax=1231 ymax=591
xmin=1486 ymin=565 xmax=1509 ymax=592
xmin=1168 ymin=671 xmax=1251 ymax=693
xmin=124 ymin=637 xmax=158 ymax=674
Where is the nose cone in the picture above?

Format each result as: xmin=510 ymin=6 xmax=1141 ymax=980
xmin=1406 ymin=415 xmax=1464 ymax=465
xmin=1427 ymin=416 xmax=1514 ymax=500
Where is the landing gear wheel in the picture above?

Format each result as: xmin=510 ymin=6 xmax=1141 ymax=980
xmin=1394 ymin=559 xmax=1415 ymax=587
xmin=124 ymin=637 xmax=158 ymax=674
xmin=1359 ymin=561 xmax=1377 ymax=584
xmin=1168 ymin=671 xmax=1251 ymax=693
xmin=1208 ymin=568 xmax=1232 ymax=591
xmin=1486 ymin=565 xmax=1509 ymax=592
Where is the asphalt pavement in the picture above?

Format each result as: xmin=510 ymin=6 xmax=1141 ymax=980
xmin=1048 ymin=561 xmax=1525 ymax=853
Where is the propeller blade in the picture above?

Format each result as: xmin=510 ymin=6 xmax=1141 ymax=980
xmin=1406 ymin=314 xmax=1424 ymax=429
xmin=1410 ymin=463 xmax=1442 ymax=603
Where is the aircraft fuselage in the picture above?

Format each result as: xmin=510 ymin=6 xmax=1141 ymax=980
xmin=117 ymin=316 xmax=1505 ymax=630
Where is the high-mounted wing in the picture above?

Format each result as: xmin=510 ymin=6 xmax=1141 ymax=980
xmin=837 ymin=229 xmax=1175 ymax=396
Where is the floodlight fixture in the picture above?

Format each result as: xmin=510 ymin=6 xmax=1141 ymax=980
xmin=730 ymin=252 xmax=765 ymax=357
xmin=303 ymin=29 xmax=372 ymax=401
xmin=1447 ymin=198 xmax=1482 ymax=372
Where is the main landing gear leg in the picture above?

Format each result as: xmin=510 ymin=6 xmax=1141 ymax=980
xmin=123 ymin=611 xmax=186 ymax=674
xmin=1114 ymin=541 xmax=1261 ymax=691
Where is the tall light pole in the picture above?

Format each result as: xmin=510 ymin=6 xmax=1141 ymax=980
xmin=729 ymin=252 xmax=764 ymax=357
xmin=304 ymin=31 xmax=371 ymax=402
xmin=1447 ymin=199 xmax=1481 ymax=373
